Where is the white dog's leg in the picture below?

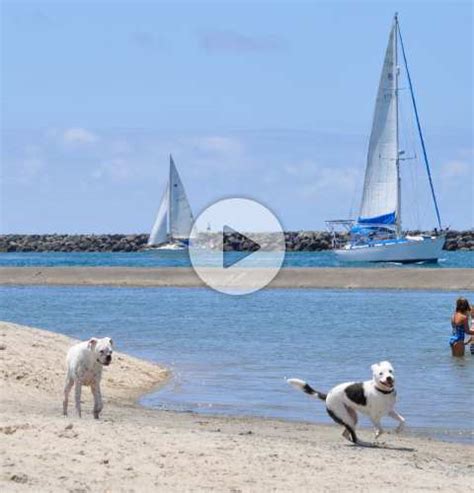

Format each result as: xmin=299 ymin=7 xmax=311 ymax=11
xmin=74 ymin=382 xmax=82 ymax=418
xmin=389 ymin=410 xmax=405 ymax=432
xmin=63 ymin=377 xmax=74 ymax=416
xmin=91 ymin=383 xmax=103 ymax=419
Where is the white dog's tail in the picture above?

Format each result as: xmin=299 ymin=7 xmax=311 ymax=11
xmin=287 ymin=378 xmax=327 ymax=401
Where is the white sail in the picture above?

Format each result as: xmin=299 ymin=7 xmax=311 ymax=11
xmin=169 ymin=157 xmax=194 ymax=239
xmin=148 ymin=156 xmax=194 ymax=247
xmin=359 ymin=21 xmax=398 ymax=226
xmin=147 ymin=185 xmax=169 ymax=246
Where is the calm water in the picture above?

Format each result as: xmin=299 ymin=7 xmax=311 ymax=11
xmin=0 ymin=250 xmax=473 ymax=268
xmin=1 ymin=286 xmax=472 ymax=443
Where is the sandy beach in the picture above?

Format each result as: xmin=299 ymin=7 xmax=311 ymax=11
xmin=1 ymin=266 xmax=473 ymax=290
xmin=0 ymin=322 xmax=472 ymax=492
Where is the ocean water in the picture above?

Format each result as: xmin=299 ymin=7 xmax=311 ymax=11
xmin=0 ymin=250 xmax=473 ymax=268
xmin=1 ymin=286 xmax=473 ymax=443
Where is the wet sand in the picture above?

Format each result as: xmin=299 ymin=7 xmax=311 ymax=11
xmin=1 ymin=321 xmax=472 ymax=492
xmin=0 ymin=266 xmax=473 ymax=290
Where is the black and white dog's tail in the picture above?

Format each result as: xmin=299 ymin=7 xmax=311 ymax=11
xmin=287 ymin=378 xmax=327 ymax=401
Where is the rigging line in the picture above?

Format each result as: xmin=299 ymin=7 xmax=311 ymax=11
xmin=397 ymin=20 xmax=442 ymax=230
xmin=399 ymin=77 xmax=418 ymax=160
xmin=399 ymin=86 xmax=421 ymax=229
xmin=401 ymin=70 xmax=430 ymax=230
xmin=348 ymin=168 xmax=360 ymax=220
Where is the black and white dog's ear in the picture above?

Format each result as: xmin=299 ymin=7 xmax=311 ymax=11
xmin=87 ymin=338 xmax=98 ymax=350
xmin=371 ymin=362 xmax=380 ymax=373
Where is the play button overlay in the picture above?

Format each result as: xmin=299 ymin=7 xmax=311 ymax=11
xmin=223 ymin=226 xmax=260 ymax=268
xmin=189 ymin=198 xmax=285 ymax=295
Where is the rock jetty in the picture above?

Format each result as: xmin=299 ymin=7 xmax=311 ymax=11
xmin=0 ymin=230 xmax=472 ymax=252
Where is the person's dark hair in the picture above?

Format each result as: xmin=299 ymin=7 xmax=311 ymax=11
xmin=455 ymin=297 xmax=471 ymax=314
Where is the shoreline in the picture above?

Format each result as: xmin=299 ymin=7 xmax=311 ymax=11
xmin=1 ymin=266 xmax=473 ymax=290
xmin=139 ymin=404 xmax=474 ymax=446
xmin=2 ymin=231 xmax=473 ymax=252
xmin=139 ymin=405 xmax=474 ymax=446
xmin=1 ymin=322 xmax=472 ymax=492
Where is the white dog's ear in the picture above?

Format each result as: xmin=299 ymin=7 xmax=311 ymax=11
xmin=87 ymin=338 xmax=98 ymax=350
xmin=371 ymin=363 xmax=380 ymax=373
xmin=108 ymin=337 xmax=114 ymax=348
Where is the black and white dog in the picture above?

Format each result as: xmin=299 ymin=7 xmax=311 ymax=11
xmin=287 ymin=361 xmax=405 ymax=444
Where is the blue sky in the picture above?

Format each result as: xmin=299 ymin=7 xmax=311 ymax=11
xmin=1 ymin=0 xmax=472 ymax=233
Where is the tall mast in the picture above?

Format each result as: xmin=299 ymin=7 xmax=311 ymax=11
xmin=168 ymin=154 xmax=173 ymax=240
xmin=394 ymin=13 xmax=401 ymax=237
xmin=397 ymin=16 xmax=443 ymax=230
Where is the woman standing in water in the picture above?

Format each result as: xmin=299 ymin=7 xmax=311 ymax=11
xmin=469 ymin=306 xmax=474 ymax=355
xmin=450 ymin=297 xmax=474 ymax=357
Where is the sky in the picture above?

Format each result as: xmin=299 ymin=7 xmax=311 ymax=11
xmin=1 ymin=0 xmax=472 ymax=234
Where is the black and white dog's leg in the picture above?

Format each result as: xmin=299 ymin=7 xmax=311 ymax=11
xmin=389 ymin=410 xmax=405 ymax=432
xmin=343 ymin=406 xmax=358 ymax=441
xmin=326 ymin=404 xmax=358 ymax=444
xmin=91 ymin=383 xmax=103 ymax=419
xmin=74 ymin=382 xmax=82 ymax=418
xmin=370 ymin=417 xmax=384 ymax=439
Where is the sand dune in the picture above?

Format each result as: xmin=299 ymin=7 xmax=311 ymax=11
xmin=1 ymin=266 xmax=473 ymax=290
xmin=0 ymin=322 xmax=472 ymax=492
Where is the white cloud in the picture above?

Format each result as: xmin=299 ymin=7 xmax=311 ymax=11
xmin=110 ymin=140 xmax=133 ymax=154
xmin=63 ymin=128 xmax=99 ymax=145
xmin=194 ymin=136 xmax=243 ymax=155
xmin=283 ymin=160 xmax=360 ymax=194
xmin=130 ymin=31 xmax=165 ymax=52
xmin=6 ymin=157 xmax=46 ymax=185
xmin=199 ymin=30 xmax=287 ymax=54
xmin=21 ymin=157 xmax=43 ymax=180
xmin=92 ymin=158 xmax=132 ymax=182
xmin=457 ymin=147 xmax=474 ymax=160
xmin=299 ymin=165 xmax=359 ymax=200
xmin=440 ymin=160 xmax=471 ymax=180
xmin=284 ymin=160 xmax=319 ymax=178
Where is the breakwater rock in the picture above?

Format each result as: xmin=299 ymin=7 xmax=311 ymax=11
xmin=442 ymin=230 xmax=474 ymax=251
xmin=0 ymin=230 xmax=473 ymax=253
xmin=0 ymin=234 xmax=149 ymax=253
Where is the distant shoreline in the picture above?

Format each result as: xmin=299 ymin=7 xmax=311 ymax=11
xmin=1 ymin=266 xmax=473 ymax=290
xmin=1 ymin=230 xmax=473 ymax=252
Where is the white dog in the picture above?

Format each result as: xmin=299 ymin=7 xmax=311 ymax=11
xmin=63 ymin=337 xmax=114 ymax=419
xmin=288 ymin=361 xmax=405 ymax=444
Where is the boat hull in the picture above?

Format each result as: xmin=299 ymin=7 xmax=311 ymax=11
xmin=334 ymin=236 xmax=445 ymax=263
xmin=146 ymin=240 xmax=188 ymax=251
xmin=153 ymin=244 xmax=186 ymax=251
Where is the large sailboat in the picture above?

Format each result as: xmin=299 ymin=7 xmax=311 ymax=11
xmin=326 ymin=14 xmax=445 ymax=263
xmin=147 ymin=155 xmax=194 ymax=250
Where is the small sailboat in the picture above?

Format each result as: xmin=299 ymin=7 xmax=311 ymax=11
xmin=147 ymin=155 xmax=194 ymax=250
xmin=326 ymin=14 xmax=445 ymax=263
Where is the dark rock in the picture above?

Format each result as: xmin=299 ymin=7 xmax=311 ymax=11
xmin=0 ymin=230 xmax=472 ymax=252
xmin=10 ymin=473 xmax=28 ymax=484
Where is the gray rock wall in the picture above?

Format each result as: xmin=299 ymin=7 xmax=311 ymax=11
xmin=0 ymin=230 xmax=472 ymax=252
